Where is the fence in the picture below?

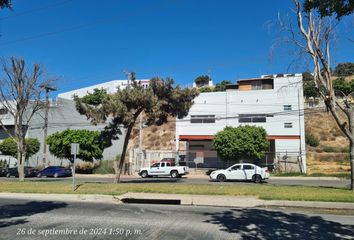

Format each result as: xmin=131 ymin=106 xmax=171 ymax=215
xmin=131 ymin=149 xmax=303 ymax=173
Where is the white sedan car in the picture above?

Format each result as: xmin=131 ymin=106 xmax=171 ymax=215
xmin=209 ymin=163 xmax=269 ymax=183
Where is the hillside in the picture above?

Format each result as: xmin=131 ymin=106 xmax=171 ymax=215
xmin=305 ymin=109 xmax=351 ymax=174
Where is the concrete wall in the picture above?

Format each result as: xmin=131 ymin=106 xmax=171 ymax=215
xmin=25 ymin=98 xmax=125 ymax=166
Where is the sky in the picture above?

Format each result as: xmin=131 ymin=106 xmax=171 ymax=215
xmin=0 ymin=0 xmax=353 ymax=97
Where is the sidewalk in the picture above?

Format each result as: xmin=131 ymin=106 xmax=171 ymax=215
xmin=1 ymin=192 xmax=354 ymax=210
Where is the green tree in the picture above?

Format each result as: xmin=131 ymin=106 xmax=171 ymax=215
xmin=334 ymin=62 xmax=354 ymax=77
xmin=75 ymin=73 xmax=198 ymax=182
xmin=46 ymin=129 xmax=106 ymax=162
xmin=214 ymin=80 xmax=231 ymax=92
xmin=0 ymin=138 xmax=40 ymax=160
xmin=81 ymin=88 xmax=108 ymax=105
xmin=198 ymin=86 xmax=213 ymax=93
xmin=194 ymin=75 xmax=210 ymax=87
xmin=303 ymin=0 xmax=354 ymax=19
xmin=333 ymin=77 xmax=352 ymax=95
xmin=0 ymin=0 xmax=11 ymax=9
xmin=212 ymin=126 xmax=269 ymax=162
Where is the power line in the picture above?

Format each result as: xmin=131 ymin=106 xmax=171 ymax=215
xmin=0 ymin=0 xmax=74 ymax=21
xmin=0 ymin=0 xmax=172 ymax=47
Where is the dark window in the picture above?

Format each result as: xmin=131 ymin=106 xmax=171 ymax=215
xmin=283 ymin=105 xmax=292 ymax=111
xmin=0 ymin=108 xmax=8 ymax=115
xmin=190 ymin=115 xmax=215 ymax=124
xmin=243 ymin=165 xmax=255 ymax=170
xmin=239 ymin=114 xmax=268 ymax=123
xmin=231 ymin=165 xmax=241 ymax=170
xmin=284 ymin=122 xmax=293 ymax=128
xmin=161 ymin=163 xmax=165 ymax=167
xmin=251 ymin=81 xmax=262 ymax=90
xmin=166 ymin=163 xmax=171 ymax=167
xmin=151 ymin=163 xmax=159 ymax=168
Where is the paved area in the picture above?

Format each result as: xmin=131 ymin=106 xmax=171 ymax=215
xmin=1 ymin=198 xmax=354 ymax=240
xmin=1 ymin=175 xmax=351 ymax=188
xmin=2 ymin=192 xmax=354 ymax=210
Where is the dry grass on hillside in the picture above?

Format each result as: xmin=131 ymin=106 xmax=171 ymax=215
xmin=127 ymin=116 xmax=176 ymax=151
xmin=305 ymin=110 xmax=350 ymax=174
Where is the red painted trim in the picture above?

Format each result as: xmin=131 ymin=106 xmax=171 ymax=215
xmin=179 ymin=135 xmax=214 ymax=141
xmin=179 ymin=135 xmax=300 ymax=141
xmin=267 ymin=135 xmax=300 ymax=140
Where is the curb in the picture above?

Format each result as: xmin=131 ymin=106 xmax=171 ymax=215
xmin=0 ymin=192 xmax=120 ymax=204
xmin=1 ymin=192 xmax=354 ymax=210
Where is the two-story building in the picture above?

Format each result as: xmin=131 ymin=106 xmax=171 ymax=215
xmin=176 ymin=74 xmax=306 ymax=172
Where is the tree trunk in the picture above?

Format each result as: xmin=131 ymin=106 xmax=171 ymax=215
xmin=17 ymin=138 xmax=25 ymax=182
xmin=350 ymin=141 xmax=354 ymax=190
xmin=114 ymin=124 xmax=134 ymax=183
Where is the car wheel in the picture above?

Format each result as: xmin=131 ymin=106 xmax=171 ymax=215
xmin=252 ymin=174 xmax=262 ymax=183
xmin=6 ymin=173 xmax=10 ymax=178
xmin=217 ymin=174 xmax=226 ymax=182
xmin=37 ymin=173 xmax=42 ymax=178
xmin=170 ymin=170 xmax=179 ymax=178
xmin=141 ymin=171 xmax=148 ymax=178
xmin=54 ymin=173 xmax=59 ymax=178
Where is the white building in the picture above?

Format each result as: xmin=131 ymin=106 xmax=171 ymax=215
xmin=176 ymin=74 xmax=306 ymax=172
xmin=58 ymin=79 xmax=150 ymax=99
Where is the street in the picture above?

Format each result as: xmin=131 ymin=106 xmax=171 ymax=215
xmin=1 ymin=198 xmax=354 ymax=240
xmin=0 ymin=175 xmax=351 ymax=188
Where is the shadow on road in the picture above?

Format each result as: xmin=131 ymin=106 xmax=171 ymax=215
xmin=204 ymin=208 xmax=354 ymax=239
xmin=0 ymin=201 xmax=67 ymax=228
xmin=120 ymin=178 xmax=184 ymax=184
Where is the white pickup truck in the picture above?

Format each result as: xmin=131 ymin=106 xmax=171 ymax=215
xmin=138 ymin=162 xmax=189 ymax=178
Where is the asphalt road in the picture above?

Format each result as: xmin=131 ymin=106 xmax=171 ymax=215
xmin=1 ymin=176 xmax=351 ymax=188
xmin=1 ymin=198 xmax=354 ymax=240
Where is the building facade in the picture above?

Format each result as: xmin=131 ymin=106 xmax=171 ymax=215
xmin=176 ymin=74 xmax=306 ymax=172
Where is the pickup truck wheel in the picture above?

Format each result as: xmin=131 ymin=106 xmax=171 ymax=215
xmin=170 ymin=171 xmax=179 ymax=178
xmin=217 ymin=174 xmax=226 ymax=182
xmin=141 ymin=171 xmax=148 ymax=178
xmin=252 ymin=174 xmax=262 ymax=183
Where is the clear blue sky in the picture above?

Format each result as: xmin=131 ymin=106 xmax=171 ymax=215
xmin=0 ymin=0 xmax=353 ymax=96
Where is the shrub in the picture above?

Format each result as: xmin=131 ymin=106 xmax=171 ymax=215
xmin=93 ymin=160 xmax=115 ymax=174
xmin=323 ymin=146 xmax=338 ymax=153
xmin=305 ymin=133 xmax=320 ymax=147
xmin=75 ymin=162 xmax=98 ymax=174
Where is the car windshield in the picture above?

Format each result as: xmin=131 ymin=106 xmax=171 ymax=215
xmin=151 ymin=163 xmax=159 ymax=168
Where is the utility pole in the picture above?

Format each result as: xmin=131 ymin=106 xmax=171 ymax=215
xmin=298 ymin=88 xmax=303 ymax=173
xmin=41 ymin=84 xmax=57 ymax=167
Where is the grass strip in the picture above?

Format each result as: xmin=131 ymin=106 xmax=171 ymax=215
xmin=1 ymin=181 xmax=354 ymax=203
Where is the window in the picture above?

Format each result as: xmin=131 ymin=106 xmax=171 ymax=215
xmin=243 ymin=165 xmax=255 ymax=170
xmin=166 ymin=163 xmax=171 ymax=167
xmin=151 ymin=163 xmax=159 ymax=168
xmin=239 ymin=114 xmax=269 ymax=123
xmin=231 ymin=165 xmax=241 ymax=171
xmin=284 ymin=122 xmax=293 ymax=128
xmin=283 ymin=105 xmax=292 ymax=111
xmin=0 ymin=108 xmax=8 ymax=115
xmin=190 ymin=115 xmax=215 ymax=124
xmin=251 ymin=80 xmax=262 ymax=90
xmin=161 ymin=163 xmax=165 ymax=167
